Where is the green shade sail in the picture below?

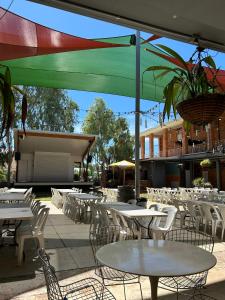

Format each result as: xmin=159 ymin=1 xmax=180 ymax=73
xmin=1 ymin=35 xmax=175 ymax=102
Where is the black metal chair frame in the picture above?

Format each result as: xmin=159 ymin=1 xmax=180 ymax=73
xmin=89 ymin=224 xmax=143 ymax=300
xmin=158 ymin=229 xmax=214 ymax=300
xmin=38 ymin=248 xmax=116 ymax=300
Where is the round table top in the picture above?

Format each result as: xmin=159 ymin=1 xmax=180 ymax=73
xmin=96 ymin=239 xmax=217 ymax=277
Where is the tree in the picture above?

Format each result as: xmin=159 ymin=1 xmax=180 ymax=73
xmin=15 ymin=87 xmax=79 ymax=132
xmin=82 ymin=98 xmax=134 ymax=180
xmin=82 ymin=98 xmax=115 ymax=176
xmin=108 ymin=117 xmax=134 ymax=162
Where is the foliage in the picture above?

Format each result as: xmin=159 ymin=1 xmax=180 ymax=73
xmin=14 ymin=87 xmax=79 ymax=132
xmin=82 ymin=98 xmax=134 ymax=176
xmin=200 ymin=159 xmax=212 ymax=168
xmin=82 ymin=98 xmax=115 ymax=170
xmin=108 ymin=117 xmax=134 ymax=162
xmin=144 ymin=45 xmax=222 ymax=123
xmin=0 ymin=66 xmax=27 ymax=138
xmin=192 ymin=177 xmax=212 ymax=188
xmin=0 ymin=167 xmax=7 ymax=181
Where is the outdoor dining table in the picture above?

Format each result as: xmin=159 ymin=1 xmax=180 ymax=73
xmin=0 ymin=204 xmax=33 ymax=245
xmin=101 ymin=202 xmax=167 ymax=236
xmin=69 ymin=193 xmax=100 ymax=201
xmin=96 ymin=239 xmax=217 ymax=300
xmin=0 ymin=193 xmax=25 ymax=203
xmin=0 ymin=205 xmax=32 ymax=221
xmin=57 ymin=188 xmax=79 ymax=194
xmin=7 ymin=188 xmax=27 ymax=194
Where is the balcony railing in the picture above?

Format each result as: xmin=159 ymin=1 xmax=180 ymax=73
xmin=187 ymin=143 xmax=207 ymax=154
xmin=145 ymin=139 xmax=225 ymax=159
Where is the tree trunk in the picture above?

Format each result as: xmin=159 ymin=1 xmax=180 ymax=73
xmin=6 ymin=131 xmax=12 ymax=187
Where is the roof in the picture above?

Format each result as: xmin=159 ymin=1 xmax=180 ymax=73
xmin=30 ymin=0 xmax=225 ymax=53
xmin=140 ymin=119 xmax=184 ymax=137
xmin=14 ymin=129 xmax=96 ymax=161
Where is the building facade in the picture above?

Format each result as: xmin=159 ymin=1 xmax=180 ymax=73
xmin=140 ymin=113 xmax=225 ymax=190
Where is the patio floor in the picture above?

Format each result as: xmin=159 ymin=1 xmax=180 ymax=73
xmin=0 ymin=202 xmax=225 ymax=300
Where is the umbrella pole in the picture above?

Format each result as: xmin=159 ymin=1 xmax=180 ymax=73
xmin=123 ymin=169 xmax=126 ymax=185
xmin=135 ymin=30 xmax=141 ymax=199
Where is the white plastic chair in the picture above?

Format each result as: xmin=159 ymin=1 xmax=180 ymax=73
xmin=51 ymin=188 xmax=63 ymax=208
xmin=16 ymin=207 xmax=49 ymax=265
xmin=150 ymin=206 xmax=177 ymax=239
xmin=216 ymin=205 xmax=225 ymax=240
xmin=24 ymin=187 xmax=33 ymax=199
xmin=186 ymin=201 xmax=202 ymax=231
xmin=199 ymin=203 xmax=221 ymax=236
xmin=173 ymin=199 xmax=189 ymax=228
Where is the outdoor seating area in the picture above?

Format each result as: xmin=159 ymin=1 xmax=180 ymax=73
xmin=146 ymin=187 xmax=225 ymax=240
xmin=0 ymin=188 xmax=225 ymax=299
xmin=2 ymin=1 xmax=225 ymax=300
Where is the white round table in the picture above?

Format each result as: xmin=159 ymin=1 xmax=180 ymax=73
xmin=96 ymin=239 xmax=217 ymax=300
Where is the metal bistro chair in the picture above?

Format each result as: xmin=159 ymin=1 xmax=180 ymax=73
xmin=38 ymin=249 xmax=116 ymax=300
xmin=89 ymin=225 xmax=143 ymax=300
xmin=158 ymin=229 xmax=214 ymax=299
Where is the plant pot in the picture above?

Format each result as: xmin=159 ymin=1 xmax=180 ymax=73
xmin=176 ymin=93 xmax=225 ymax=125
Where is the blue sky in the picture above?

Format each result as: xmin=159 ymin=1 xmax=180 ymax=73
xmin=2 ymin=0 xmax=225 ymax=135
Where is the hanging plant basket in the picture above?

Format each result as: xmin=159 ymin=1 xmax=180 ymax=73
xmin=176 ymin=93 xmax=225 ymax=126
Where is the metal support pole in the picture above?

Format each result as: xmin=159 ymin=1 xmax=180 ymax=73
xmin=216 ymin=159 xmax=221 ymax=190
xmin=135 ymin=30 xmax=141 ymax=199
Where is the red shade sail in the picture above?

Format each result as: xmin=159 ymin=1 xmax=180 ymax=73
xmin=0 ymin=7 xmax=127 ymax=61
xmin=146 ymin=48 xmax=225 ymax=92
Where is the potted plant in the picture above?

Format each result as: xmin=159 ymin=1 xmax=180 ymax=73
xmin=0 ymin=66 xmax=27 ymax=137
xmin=145 ymin=45 xmax=225 ymax=126
xmin=200 ymin=159 xmax=212 ymax=168
xmin=192 ymin=177 xmax=205 ymax=187
xmin=192 ymin=177 xmax=212 ymax=188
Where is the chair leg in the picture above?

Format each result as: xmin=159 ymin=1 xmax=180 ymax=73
xmin=195 ymin=219 xmax=200 ymax=232
xmin=38 ymin=235 xmax=45 ymax=249
xmin=122 ymin=278 xmax=127 ymax=300
xmin=221 ymin=224 xmax=225 ymax=241
xmin=204 ymin=222 xmax=207 ymax=233
xmin=17 ymin=237 xmax=25 ymax=266
xmin=211 ymin=221 xmax=215 ymax=237
xmin=138 ymin=276 xmax=143 ymax=300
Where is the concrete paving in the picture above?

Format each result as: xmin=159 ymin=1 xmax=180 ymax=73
xmin=0 ymin=202 xmax=225 ymax=300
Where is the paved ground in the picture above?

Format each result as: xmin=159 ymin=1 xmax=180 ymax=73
xmin=0 ymin=202 xmax=225 ymax=300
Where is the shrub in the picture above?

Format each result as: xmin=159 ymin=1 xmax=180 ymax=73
xmin=200 ymin=159 xmax=212 ymax=168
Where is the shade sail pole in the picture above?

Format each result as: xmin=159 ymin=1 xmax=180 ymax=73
xmin=135 ymin=30 xmax=141 ymax=199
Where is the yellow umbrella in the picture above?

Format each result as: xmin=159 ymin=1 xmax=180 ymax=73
xmin=109 ymin=160 xmax=135 ymax=185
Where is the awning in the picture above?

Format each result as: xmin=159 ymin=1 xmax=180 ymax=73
xmin=14 ymin=129 xmax=96 ymax=162
xmin=30 ymin=0 xmax=225 ymax=53
xmin=1 ymin=7 xmax=225 ymax=101
xmin=1 ymin=35 xmax=175 ymax=101
xmin=0 ymin=7 xmax=126 ymax=61
xmin=0 ymin=7 xmax=174 ymax=101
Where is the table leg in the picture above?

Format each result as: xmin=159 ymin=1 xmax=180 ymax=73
xmin=149 ymin=276 xmax=159 ymax=300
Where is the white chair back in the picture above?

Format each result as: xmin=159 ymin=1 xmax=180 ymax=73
xmin=162 ymin=206 xmax=177 ymax=230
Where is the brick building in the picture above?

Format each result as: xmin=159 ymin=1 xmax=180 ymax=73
xmin=140 ymin=112 xmax=225 ymax=190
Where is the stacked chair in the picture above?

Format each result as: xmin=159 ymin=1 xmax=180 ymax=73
xmin=51 ymin=188 xmax=63 ymax=208
xmin=16 ymin=200 xmax=49 ymax=265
